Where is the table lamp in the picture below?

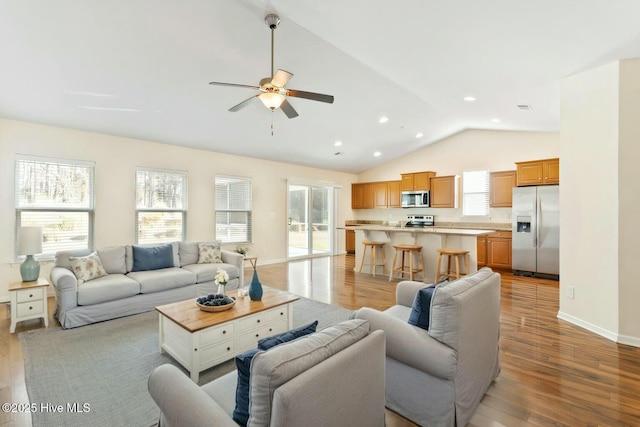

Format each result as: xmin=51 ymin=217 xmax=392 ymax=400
xmin=19 ymin=226 xmax=43 ymax=282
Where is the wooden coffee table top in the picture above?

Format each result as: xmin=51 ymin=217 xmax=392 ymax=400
xmin=156 ymin=287 xmax=299 ymax=333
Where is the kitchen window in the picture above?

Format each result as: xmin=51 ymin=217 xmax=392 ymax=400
xmin=15 ymin=156 xmax=95 ymax=258
xmin=136 ymin=168 xmax=188 ymax=244
xmin=462 ymin=170 xmax=489 ymax=216
xmin=215 ymin=176 xmax=252 ymax=243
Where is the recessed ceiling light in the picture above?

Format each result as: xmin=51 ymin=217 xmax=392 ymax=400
xmin=379 ymin=116 xmax=388 ymax=124
xmin=374 ymin=151 xmax=381 ymax=157
xmin=415 ymin=132 xmax=424 ymax=138
xmin=463 ymin=96 xmax=476 ymax=102
xmin=491 ymin=118 xmax=501 ymax=123
xmin=334 ymin=140 xmax=343 ymax=147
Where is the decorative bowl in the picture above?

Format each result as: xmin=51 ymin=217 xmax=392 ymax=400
xmin=196 ymin=297 xmax=236 ymax=312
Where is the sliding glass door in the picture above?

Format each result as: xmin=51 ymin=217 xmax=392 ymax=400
xmin=287 ymin=182 xmax=333 ymax=259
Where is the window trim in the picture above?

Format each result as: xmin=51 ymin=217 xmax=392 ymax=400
xmin=462 ymin=170 xmax=490 ymax=217
xmin=135 ymin=167 xmax=188 ymax=244
xmin=215 ymin=174 xmax=253 ymax=244
xmin=15 ymin=155 xmax=95 ymax=259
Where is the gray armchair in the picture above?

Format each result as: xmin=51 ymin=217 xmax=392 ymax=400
xmin=354 ymin=267 xmax=501 ymax=427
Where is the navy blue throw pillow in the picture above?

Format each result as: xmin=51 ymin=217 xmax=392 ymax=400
xmin=408 ymin=285 xmax=437 ymax=330
xmin=232 ymin=348 xmax=261 ymax=426
xmin=131 ymin=244 xmax=173 ymax=272
xmin=257 ymin=320 xmax=318 ymax=350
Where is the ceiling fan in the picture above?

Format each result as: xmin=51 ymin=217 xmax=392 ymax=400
xmin=209 ymin=14 xmax=334 ymax=119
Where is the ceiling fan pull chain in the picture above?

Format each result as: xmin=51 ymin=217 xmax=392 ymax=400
xmin=271 ymin=111 xmax=275 ymax=136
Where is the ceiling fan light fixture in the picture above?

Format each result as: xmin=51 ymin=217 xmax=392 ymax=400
xmin=259 ymin=92 xmax=285 ymax=110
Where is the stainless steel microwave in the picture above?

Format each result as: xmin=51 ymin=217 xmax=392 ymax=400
xmin=401 ymin=191 xmax=430 ymax=208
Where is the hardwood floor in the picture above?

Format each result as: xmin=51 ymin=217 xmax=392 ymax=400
xmin=2 ymin=255 xmax=639 ymax=426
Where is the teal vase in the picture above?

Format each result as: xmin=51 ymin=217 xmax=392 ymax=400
xmin=249 ymin=270 xmax=263 ymax=301
xmin=20 ymin=255 xmax=40 ymax=282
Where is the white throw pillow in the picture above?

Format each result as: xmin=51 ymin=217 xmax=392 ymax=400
xmin=69 ymin=252 xmax=108 ymax=284
xmin=197 ymin=242 xmax=223 ymax=264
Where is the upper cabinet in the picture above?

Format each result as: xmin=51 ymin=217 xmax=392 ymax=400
xmin=430 ymin=175 xmax=459 ymax=208
xmin=352 ymin=181 xmax=401 ymax=209
xmin=489 ymin=170 xmax=517 ymax=207
xmin=401 ymin=171 xmax=436 ymax=191
xmin=515 ymin=158 xmax=560 ymax=186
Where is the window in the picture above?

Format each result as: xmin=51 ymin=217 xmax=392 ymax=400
xmin=215 ymin=176 xmax=252 ymax=243
xmin=15 ymin=156 xmax=95 ymax=257
xmin=136 ymin=168 xmax=187 ymax=244
xmin=462 ymin=171 xmax=489 ymax=216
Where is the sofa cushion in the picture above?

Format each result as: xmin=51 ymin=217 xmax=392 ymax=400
xmin=96 ymin=246 xmax=126 ymax=274
xmin=55 ymin=248 xmax=92 ymax=270
xmin=181 ymin=263 xmax=239 ymax=284
xmin=77 ymin=274 xmax=141 ymax=305
xmin=132 ymin=244 xmax=174 ymax=272
xmin=198 ymin=241 xmax=223 ymax=264
xmin=429 ymin=267 xmax=497 ymax=345
xmin=408 ymin=285 xmax=436 ymax=330
xmin=69 ymin=253 xmax=108 ymax=284
xmin=126 ymin=242 xmax=179 ymax=272
xmin=232 ymin=321 xmax=318 ymax=426
xmin=178 ymin=241 xmax=199 ymax=266
xmin=127 ymin=267 xmax=196 ymax=293
xmin=248 ymin=319 xmax=370 ymax=426
xmin=257 ymin=320 xmax=318 ymax=350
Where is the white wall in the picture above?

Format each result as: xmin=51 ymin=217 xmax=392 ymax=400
xmin=0 ymin=118 xmax=356 ymax=300
xmin=617 ymin=59 xmax=640 ymax=342
xmin=559 ymin=61 xmax=620 ymax=338
xmin=355 ymin=129 xmax=559 ymax=224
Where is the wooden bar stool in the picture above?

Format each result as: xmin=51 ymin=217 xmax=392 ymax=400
xmin=389 ymin=244 xmax=424 ymax=281
xmin=434 ymin=248 xmax=469 ymax=282
xmin=358 ymin=240 xmax=387 ymax=276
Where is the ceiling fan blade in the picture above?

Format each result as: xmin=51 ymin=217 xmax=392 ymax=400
xmin=280 ymin=99 xmax=299 ymax=119
xmin=286 ymin=89 xmax=334 ymax=104
xmin=229 ymin=95 xmax=259 ymax=112
xmin=209 ymin=81 xmax=260 ymax=90
xmin=271 ymin=69 xmax=293 ymax=88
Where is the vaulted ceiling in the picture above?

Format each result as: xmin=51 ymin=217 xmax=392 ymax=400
xmin=2 ymin=1 xmax=640 ymax=173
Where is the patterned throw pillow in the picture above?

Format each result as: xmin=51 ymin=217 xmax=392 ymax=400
xmin=197 ymin=242 xmax=222 ymax=264
xmin=69 ymin=252 xmax=108 ymax=284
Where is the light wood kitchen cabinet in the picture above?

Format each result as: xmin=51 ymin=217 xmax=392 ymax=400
xmin=490 ymin=170 xmax=517 ymax=207
xmin=387 ymin=180 xmax=402 ymax=208
xmin=401 ymin=171 xmax=436 ymax=191
xmin=515 ymin=158 xmax=560 ymax=186
xmin=345 ymin=230 xmax=355 ymax=254
xmin=374 ymin=182 xmax=388 ymax=208
xmin=430 ymin=175 xmax=459 ymax=208
xmin=477 ymin=231 xmax=512 ymax=270
xmin=352 ymin=181 xmax=401 ymax=209
xmin=487 ymin=231 xmax=512 ymax=270
xmin=477 ymin=235 xmax=487 ymax=268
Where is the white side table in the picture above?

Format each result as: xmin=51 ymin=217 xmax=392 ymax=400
xmin=9 ymin=278 xmax=49 ymax=333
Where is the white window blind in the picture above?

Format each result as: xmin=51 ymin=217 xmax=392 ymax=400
xmin=15 ymin=156 xmax=95 ymax=257
xmin=462 ymin=171 xmax=490 ymax=216
xmin=136 ymin=168 xmax=187 ymax=244
xmin=215 ymin=176 xmax=252 ymax=243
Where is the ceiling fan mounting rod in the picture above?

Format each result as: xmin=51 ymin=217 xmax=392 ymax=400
xmin=265 ymin=14 xmax=280 ymax=79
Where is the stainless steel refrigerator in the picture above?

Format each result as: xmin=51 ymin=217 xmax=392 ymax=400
xmin=512 ymin=185 xmax=559 ymax=279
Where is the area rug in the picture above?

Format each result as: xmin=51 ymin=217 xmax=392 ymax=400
xmin=19 ymin=296 xmax=353 ymax=427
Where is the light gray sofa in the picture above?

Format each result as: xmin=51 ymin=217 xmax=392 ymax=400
xmin=148 ymin=319 xmax=386 ymax=427
xmin=354 ymin=267 xmax=501 ymax=427
xmin=50 ymin=241 xmax=244 ymax=329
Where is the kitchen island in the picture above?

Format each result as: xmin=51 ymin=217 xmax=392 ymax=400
xmin=340 ymin=225 xmax=495 ymax=282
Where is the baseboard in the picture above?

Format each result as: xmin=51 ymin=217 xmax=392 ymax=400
xmin=557 ymin=311 xmax=640 ymax=347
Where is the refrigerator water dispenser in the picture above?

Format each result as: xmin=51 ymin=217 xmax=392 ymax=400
xmin=516 ymin=216 xmax=531 ymax=233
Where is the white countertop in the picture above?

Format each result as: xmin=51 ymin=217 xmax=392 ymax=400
xmin=339 ymin=225 xmax=495 ymax=236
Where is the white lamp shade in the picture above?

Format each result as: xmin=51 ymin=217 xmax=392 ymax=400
xmin=259 ymin=92 xmax=285 ymax=110
xmin=19 ymin=226 xmax=43 ymax=255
